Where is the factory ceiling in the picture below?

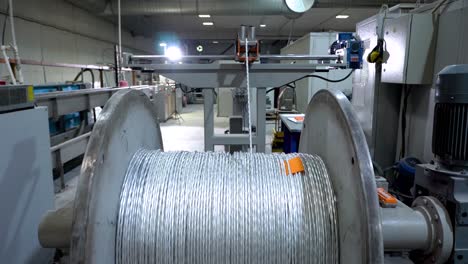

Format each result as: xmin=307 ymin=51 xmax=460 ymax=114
xmin=66 ymin=0 xmax=419 ymax=40
xmin=121 ymin=8 xmax=380 ymax=40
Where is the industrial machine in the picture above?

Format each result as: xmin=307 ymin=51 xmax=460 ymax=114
xmin=0 ymin=84 xmax=34 ymax=113
xmin=124 ymin=26 xmax=362 ymax=152
xmin=37 ymin=87 xmax=454 ymax=264
xmin=33 ymin=26 xmax=465 ymax=264
xmin=33 ymin=85 xmax=156 ymax=189
xmin=0 ymin=87 xmax=54 ymax=263
xmin=34 ymin=83 xmax=89 ymax=135
xmin=413 ymin=64 xmax=468 ymax=263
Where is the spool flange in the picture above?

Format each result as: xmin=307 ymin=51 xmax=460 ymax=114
xmin=70 ymin=89 xmax=163 ymax=263
xmin=299 ymin=89 xmax=383 ymax=264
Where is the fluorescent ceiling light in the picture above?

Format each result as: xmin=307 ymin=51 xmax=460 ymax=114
xmin=336 ymin=15 xmax=349 ymax=19
xmin=203 ymin=22 xmax=214 ymax=26
xmin=165 ymin=46 xmax=182 ymax=61
xmin=212 ymin=41 xmax=219 ymax=44
xmin=198 ymin=14 xmax=211 ymax=18
xmin=159 ymin=42 xmax=167 ymax=47
xmin=260 ymin=24 xmax=267 ymax=28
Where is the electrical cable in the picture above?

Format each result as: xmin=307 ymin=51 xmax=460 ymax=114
xmin=73 ymin=68 xmax=95 ymax=88
xmin=282 ymin=69 xmax=355 ymax=88
xmin=266 ymin=83 xmax=295 ymax=94
xmin=73 ymin=69 xmax=95 ymax=87
xmin=431 ymin=0 xmax=449 ymax=14
xmin=400 ymin=85 xmax=411 ymax=159
xmin=372 ymin=160 xmax=385 ymax=177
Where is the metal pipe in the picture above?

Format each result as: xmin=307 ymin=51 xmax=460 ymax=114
xmin=50 ymin=132 xmax=92 ymax=153
xmin=381 ymin=203 xmax=430 ymax=251
xmin=248 ymin=26 xmax=256 ymax=41
xmin=117 ymin=0 xmax=123 ymax=82
xmin=260 ymin=54 xmax=339 ymax=60
xmin=239 ymin=26 xmax=246 ymax=41
xmin=131 ymin=54 xmax=236 ymax=60
xmin=8 ymin=0 xmax=23 ymax=83
xmin=36 ymin=85 xmax=153 ymax=100
xmin=114 ymin=45 xmax=120 ymax=85
xmin=130 ymin=54 xmax=339 ymax=61
xmin=106 ymin=0 xmax=298 ymax=16
xmin=1 ymin=46 xmax=16 ymax=84
xmin=38 ymin=202 xmax=74 ymax=249
xmin=100 ymin=0 xmax=415 ymax=16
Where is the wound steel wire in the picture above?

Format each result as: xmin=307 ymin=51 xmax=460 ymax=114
xmin=116 ymin=150 xmax=338 ymax=264
xmin=244 ymin=38 xmax=253 ymax=153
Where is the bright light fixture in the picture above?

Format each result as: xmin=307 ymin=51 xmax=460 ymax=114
xmin=198 ymin=14 xmax=211 ymax=18
xmin=260 ymin=24 xmax=267 ymax=28
xmin=159 ymin=42 xmax=167 ymax=47
xmin=285 ymin=0 xmax=314 ymax=13
xmin=165 ymin=46 xmax=182 ymax=61
xmin=203 ymin=22 xmax=214 ymax=26
xmin=336 ymin=15 xmax=349 ymax=19
xmin=212 ymin=41 xmax=219 ymax=44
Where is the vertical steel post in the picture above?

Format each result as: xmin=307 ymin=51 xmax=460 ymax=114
xmin=203 ymin=88 xmax=215 ymax=151
xmin=256 ymin=87 xmax=266 ymax=153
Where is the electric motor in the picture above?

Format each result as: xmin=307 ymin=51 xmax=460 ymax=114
xmin=432 ymin=64 xmax=468 ymax=167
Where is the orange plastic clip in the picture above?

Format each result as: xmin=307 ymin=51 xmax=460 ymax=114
xmin=284 ymin=157 xmax=305 ymax=175
xmin=377 ymin=188 xmax=398 ymax=207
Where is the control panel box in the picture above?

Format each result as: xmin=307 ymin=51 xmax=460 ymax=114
xmin=381 ymin=13 xmax=436 ymax=84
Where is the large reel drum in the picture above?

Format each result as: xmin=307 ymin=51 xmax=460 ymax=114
xmin=69 ymin=89 xmax=382 ymax=263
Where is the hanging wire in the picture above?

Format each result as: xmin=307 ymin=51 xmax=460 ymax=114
xmin=244 ymin=38 xmax=253 ymax=153
xmin=116 ymin=150 xmax=338 ymax=264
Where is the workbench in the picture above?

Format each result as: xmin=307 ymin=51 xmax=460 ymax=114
xmin=279 ymin=114 xmax=304 ymax=153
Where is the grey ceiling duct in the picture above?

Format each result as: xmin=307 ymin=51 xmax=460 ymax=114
xmin=103 ymin=0 xmax=314 ymax=17
xmin=68 ymin=0 xmax=416 ymax=16
xmin=65 ymin=0 xmax=107 ymax=13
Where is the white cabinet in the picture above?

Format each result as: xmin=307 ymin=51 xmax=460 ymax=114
xmin=381 ymin=13 xmax=436 ymax=84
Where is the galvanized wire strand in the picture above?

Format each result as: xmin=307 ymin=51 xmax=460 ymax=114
xmin=116 ymin=150 xmax=338 ymax=264
xmin=244 ymin=38 xmax=253 ymax=153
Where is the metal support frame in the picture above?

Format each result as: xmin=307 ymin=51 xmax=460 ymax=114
xmin=50 ymin=132 xmax=91 ymax=188
xmin=124 ymin=55 xmax=347 ymax=153
xmin=130 ymin=54 xmax=339 ymax=61
xmin=204 ymin=87 xmax=266 ymax=152
xmin=36 ymin=86 xmax=155 ymax=190
xmin=35 ymin=86 xmax=153 ymax=119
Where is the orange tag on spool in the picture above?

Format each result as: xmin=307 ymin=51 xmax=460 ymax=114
xmin=284 ymin=157 xmax=305 ymax=175
xmin=377 ymin=188 xmax=398 ymax=207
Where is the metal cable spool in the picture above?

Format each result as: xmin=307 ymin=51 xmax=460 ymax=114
xmin=69 ymin=89 xmax=383 ymax=263
xmin=116 ymin=150 xmax=338 ymax=264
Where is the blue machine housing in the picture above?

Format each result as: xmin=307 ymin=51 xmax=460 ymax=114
xmin=329 ymin=33 xmax=364 ymax=70
xmin=338 ymin=32 xmax=353 ymax=42
xmin=34 ymin=83 xmax=86 ymax=135
xmin=346 ymin=40 xmax=364 ymax=69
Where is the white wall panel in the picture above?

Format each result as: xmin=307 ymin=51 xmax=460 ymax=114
xmin=0 ymin=0 xmax=155 ymax=86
